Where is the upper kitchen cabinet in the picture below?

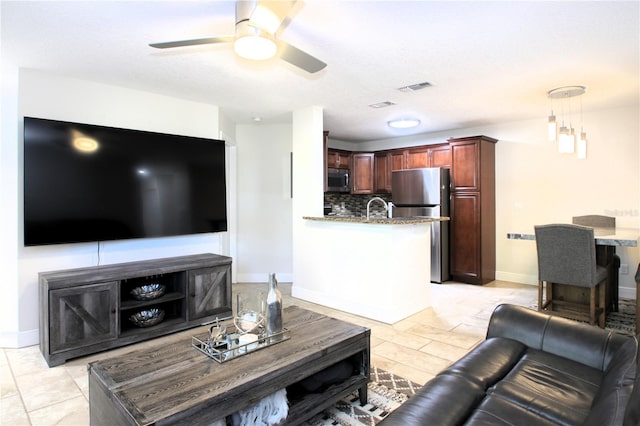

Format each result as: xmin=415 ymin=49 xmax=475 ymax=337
xmin=327 ymin=148 xmax=351 ymax=169
xmin=407 ymin=144 xmax=451 ymax=169
xmin=449 ymin=136 xmax=498 ymax=285
xmin=373 ymin=149 xmax=407 ymax=194
xmin=351 ymin=152 xmax=375 ymax=194
xmin=390 ymin=149 xmax=407 ymax=171
xmin=374 ymin=152 xmax=391 ymax=193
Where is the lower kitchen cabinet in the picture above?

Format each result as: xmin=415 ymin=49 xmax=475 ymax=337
xmin=450 ymin=193 xmax=483 ymax=283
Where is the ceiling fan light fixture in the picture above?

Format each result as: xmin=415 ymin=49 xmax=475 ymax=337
xmin=250 ymin=5 xmax=281 ymax=34
xmin=388 ymin=118 xmax=420 ymax=129
xmin=233 ymin=21 xmax=277 ymax=60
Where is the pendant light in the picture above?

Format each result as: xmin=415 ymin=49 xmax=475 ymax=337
xmin=547 ymin=85 xmax=587 ymax=159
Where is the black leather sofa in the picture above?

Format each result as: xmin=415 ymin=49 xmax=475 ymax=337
xmin=379 ymin=304 xmax=640 ymax=426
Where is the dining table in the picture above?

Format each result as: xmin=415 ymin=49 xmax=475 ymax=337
xmin=507 ymin=226 xmax=639 ymax=333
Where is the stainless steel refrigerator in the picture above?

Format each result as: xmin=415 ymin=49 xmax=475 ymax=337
xmin=392 ymin=168 xmax=450 ymax=283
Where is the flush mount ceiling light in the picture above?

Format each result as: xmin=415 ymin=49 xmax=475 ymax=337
xmin=388 ymin=118 xmax=421 ymax=129
xmin=547 ymin=85 xmax=588 ymax=159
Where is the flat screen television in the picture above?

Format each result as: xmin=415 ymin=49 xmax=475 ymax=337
xmin=23 ymin=117 xmax=227 ymax=246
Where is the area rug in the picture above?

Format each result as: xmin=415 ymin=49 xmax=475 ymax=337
xmin=603 ymin=298 xmax=636 ymax=336
xmin=302 ymin=365 xmax=422 ymax=426
xmin=529 ymin=298 xmax=636 ymax=336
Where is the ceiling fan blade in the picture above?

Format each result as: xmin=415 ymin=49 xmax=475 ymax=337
xmin=279 ymin=41 xmax=326 ymax=74
xmin=149 ymin=36 xmax=234 ymax=49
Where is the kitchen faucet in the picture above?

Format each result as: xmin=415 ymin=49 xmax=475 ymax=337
xmin=366 ymin=197 xmax=388 ymax=220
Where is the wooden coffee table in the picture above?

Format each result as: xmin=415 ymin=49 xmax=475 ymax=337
xmin=88 ymin=306 xmax=370 ymax=425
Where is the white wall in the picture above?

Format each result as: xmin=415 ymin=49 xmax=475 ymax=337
xmin=331 ymin=104 xmax=640 ymax=296
xmin=0 ymin=69 xmax=230 ymax=347
xmin=292 ymin=106 xmax=324 ymax=290
xmin=235 ymin=123 xmax=293 ymax=282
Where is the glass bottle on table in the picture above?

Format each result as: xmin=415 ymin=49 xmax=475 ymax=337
xmin=265 ymin=273 xmax=283 ymax=336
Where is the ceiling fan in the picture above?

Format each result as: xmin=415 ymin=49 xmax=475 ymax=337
xmin=149 ymin=0 xmax=326 ymax=74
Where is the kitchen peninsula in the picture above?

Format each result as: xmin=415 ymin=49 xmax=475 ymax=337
xmin=294 ymin=216 xmax=449 ymax=324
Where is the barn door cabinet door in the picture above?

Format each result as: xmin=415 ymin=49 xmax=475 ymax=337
xmin=48 ymin=282 xmax=118 ymax=355
xmin=188 ymin=264 xmax=232 ymax=321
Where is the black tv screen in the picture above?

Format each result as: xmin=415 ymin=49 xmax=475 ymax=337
xmin=23 ymin=117 xmax=227 ymax=246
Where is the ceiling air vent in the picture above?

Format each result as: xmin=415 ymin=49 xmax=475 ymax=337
xmin=368 ymin=101 xmax=396 ymax=109
xmin=398 ymin=81 xmax=433 ymax=92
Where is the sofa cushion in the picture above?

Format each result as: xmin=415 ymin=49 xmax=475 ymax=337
xmin=441 ymin=337 xmax=527 ymax=388
xmin=465 ymin=395 xmax=561 ymax=426
xmin=488 ymin=348 xmax=602 ymax=425
xmin=584 ymin=336 xmax=638 ymax=426
xmin=377 ymin=373 xmax=485 ymax=426
xmin=487 ymin=304 xmax=629 ymax=370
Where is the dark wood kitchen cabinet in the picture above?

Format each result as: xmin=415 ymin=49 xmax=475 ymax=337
xmin=374 ymin=152 xmax=391 ymax=193
xmin=407 ymin=143 xmax=451 ymax=169
xmin=449 ymin=136 xmax=497 ymax=285
xmin=351 ymin=152 xmax=375 ymax=194
xmin=39 ymin=253 xmax=232 ymax=367
xmin=327 ymin=149 xmax=351 ymax=169
xmin=390 ymin=150 xmax=407 ymax=171
xmin=373 ymin=149 xmax=408 ymax=193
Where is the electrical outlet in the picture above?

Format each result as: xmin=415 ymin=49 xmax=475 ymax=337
xmin=620 ymin=263 xmax=629 ymax=275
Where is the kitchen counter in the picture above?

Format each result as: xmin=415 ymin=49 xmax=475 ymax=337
xmin=304 ymin=216 xmax=450 ymax=224
xmin=293 ymin=216 xmax=436 ymax=324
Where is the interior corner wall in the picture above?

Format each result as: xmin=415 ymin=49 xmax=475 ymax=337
xmin=235 ymin=123 xmax=293 ymax=283
xmin=3 ymin=69 xmax=227 ymax=348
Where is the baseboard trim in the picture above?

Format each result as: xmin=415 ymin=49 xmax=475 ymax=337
xmin=495 ymin=271 xmax=537 ymax=286
xmin=235 ymin=273 xmax=293 ymax=283
xmin=0 ymin=328 xmax=39 ymax=349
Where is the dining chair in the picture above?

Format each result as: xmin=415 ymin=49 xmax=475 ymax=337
xmin=572 ymin=214 xmax=619 ymax=312
xmin=572 ymin=215 xmax=615 ymax=229
xmin=535 ymin=224 xmax=607 ymax=327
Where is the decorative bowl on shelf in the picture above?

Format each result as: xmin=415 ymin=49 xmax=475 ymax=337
xmin=129 ymin=308 xmax=165 ymax=328
xmin=130 ymin=283 xmax=166 ymax=301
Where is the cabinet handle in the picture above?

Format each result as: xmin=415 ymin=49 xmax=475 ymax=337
xmin=190 ymin=292 xmax=196 ymax=297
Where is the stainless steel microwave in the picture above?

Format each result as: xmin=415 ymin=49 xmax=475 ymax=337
xmin=327 ymin=168 xmax=350 ymax=192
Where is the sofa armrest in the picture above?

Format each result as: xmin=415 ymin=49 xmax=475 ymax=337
xmin=487 ymin=304 xmax=628 ymax=371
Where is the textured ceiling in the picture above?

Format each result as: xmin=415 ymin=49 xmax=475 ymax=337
xmin=2 ymin=1 xmax=639 ymax=142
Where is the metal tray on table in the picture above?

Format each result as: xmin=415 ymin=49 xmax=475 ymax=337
xmin=192 ymin=324 xmax=290 ymax=363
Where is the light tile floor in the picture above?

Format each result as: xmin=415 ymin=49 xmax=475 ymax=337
xmin=1 ymin=280 xmax=537 ymax=425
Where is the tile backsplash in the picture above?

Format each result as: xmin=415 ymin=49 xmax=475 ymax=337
xmin=324 ymin=193 xmax=392 ymax=217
